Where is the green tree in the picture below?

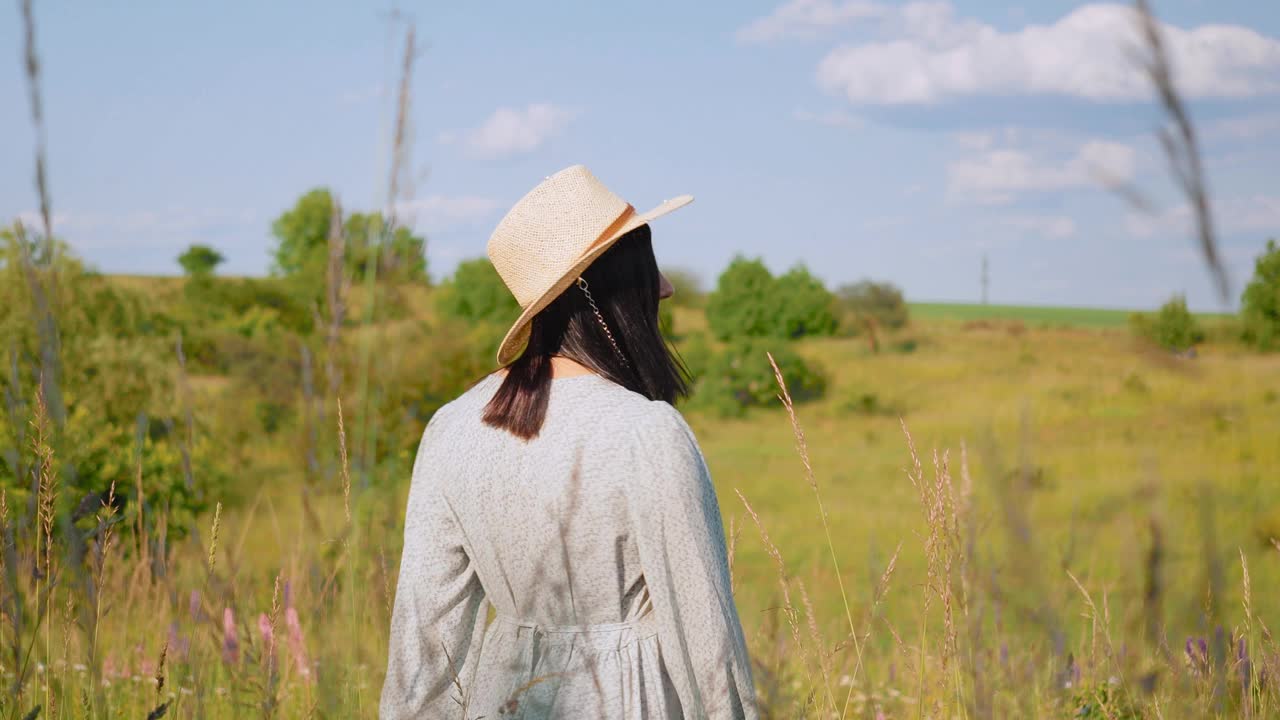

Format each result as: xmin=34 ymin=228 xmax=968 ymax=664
xmin=271 ymin=188 xmax=334 ymax=278
xmin=270 ymin=188 xmax=428 ymax=284
xmin=836 ymin=280 xmax=909 ymax=333
xmin=1241 ymin=239 xmax=1280 ymax=351
xmin=706 ymin=256 xmax=778 ymax=341
xmin=434 ymin=258 xmax=519 ymax=327
xmin=706 ymin=258 xmax=837 ymax=341
xmin=774 ymin=265 xmax=837 ymax=338
xmin=177 ymin=244 xmax=224 ymax=277
xmin=345 ymin=211 xmax=428 ymax=283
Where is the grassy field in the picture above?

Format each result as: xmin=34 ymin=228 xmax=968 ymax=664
xmin=3 ymin=283 xmax=1279 ymax=718
xmin=908 ymin=301 xmax=1234 ymax=328
xmin=698 ymin=316 xmax=1279 ymax=639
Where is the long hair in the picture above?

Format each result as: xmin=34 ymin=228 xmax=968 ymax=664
xmin=483 ymin=224 xmax=690 ymax=439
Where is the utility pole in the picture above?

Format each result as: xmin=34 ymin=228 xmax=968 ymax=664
xmin=981 ymin=253 xmax=990 ymax=305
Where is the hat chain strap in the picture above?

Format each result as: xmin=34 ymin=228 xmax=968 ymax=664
xmin=576 ymin=277 xmax=630 ymax=367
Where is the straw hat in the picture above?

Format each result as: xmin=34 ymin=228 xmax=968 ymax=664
xmin=486 ymin=164 xmax=693 ymax=365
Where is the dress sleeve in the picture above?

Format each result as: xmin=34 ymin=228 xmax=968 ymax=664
xmin=628 ymin=402 xmax=759 ymax=720
xmin=380 ymin=411 xmax=489 ymax=720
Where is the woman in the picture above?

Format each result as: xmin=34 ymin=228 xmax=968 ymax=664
xmin=379 ymin=165 xmax=758 ymax=719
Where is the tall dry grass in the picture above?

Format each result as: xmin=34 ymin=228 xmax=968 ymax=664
xmin=722 ymin=354 xmax=1280 ymax=719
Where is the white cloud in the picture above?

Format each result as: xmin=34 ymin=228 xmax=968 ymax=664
xmin=441 ymin=103 xmax=576 ymax=159
xmin=792 ymin=108 xmax=864 ymax=129
xmin=395 ymin=195 xmax=501 ymax=231
xmin=1127 ymin=194 xmax=1280 ymax=239
xmin=948 ymin=138 xmax=1135 ymax=204
xmin=999 ymin=214 xmax=1077 ymax=239
xmin=737 ymin=0 xmax=885 ymax=44
xmin=17 ymin=207 xmax=256 ymax=248
xmin=953 ymin=131 xmax=995 ymax=151
xmin=1206 ymin=111 xmax=1280 ymax=142
xmin=810 ymin=2 xmax=1280 ymax=104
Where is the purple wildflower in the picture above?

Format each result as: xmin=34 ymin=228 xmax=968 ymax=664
xmin=222 ymin=607 xmax=240 ymax=664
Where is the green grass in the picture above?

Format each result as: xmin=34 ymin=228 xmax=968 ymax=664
xmin=6 ymin=279 xmax=1279 ymax=718
xmin=695 ymin=320 xmax=1280 ymax=641
xmin=909 ymin=301 xmax=1233 ymax=328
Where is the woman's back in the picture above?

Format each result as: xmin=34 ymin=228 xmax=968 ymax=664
xmin=442 ymin=372 xmax=663 ymax=626
xmin=380 ymin=372 xmax=758 ymax=719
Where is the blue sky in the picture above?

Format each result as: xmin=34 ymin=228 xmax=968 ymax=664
xmin=3 ymin=1 xmax=1279 ymax=310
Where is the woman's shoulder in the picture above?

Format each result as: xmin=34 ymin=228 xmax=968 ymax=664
xmin=417 ymin=372 xmax=503 ymax=436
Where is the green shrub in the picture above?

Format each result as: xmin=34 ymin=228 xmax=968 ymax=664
xmin=774 ymin=266 xmax=838 ymax=338
xmin=1132 ymin=295 xmax=1204 ymax=352
xmin=1 ymin=233 xmax=222 ymax=539
xmin=1241 ymin=238 xmax=1280 ymax=351
xmin=687 ymin=339 xmax=826 ymax=417
xmin=706 ymin=257 xmax=778 ymax=341
xmin=835 ymin=280 xmax=909 ymax=335
xmin=435 ymin=258 xmax=520 ymax=328
xmin=837 ymin=389 xmax=901 ymax=417
xmin=706 ymin=257 xmax=836 ymax=341
xmin=177 ymin=244 xmax=224 ymax=277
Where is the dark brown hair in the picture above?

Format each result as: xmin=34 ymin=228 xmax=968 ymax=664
xmin=482 ymin=224 xmax=690 ymax=439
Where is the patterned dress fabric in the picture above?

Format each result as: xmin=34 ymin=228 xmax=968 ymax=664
xmin=379 ymin=372 xmax=759 ymax=719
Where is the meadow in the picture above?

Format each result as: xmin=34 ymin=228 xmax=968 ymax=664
xmin=2 ymin=262 xmax=1277 ymax=719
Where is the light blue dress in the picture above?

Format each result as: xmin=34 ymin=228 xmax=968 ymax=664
xmin=379 ymin=372 xmax=758 ymax=719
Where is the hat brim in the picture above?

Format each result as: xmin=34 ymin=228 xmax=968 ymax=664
xmin=495 ymin=194 xmax=693 ymax=366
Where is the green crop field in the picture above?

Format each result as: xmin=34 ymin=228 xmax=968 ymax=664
xmin=908 ymin=301 xmax=1234 ymax=328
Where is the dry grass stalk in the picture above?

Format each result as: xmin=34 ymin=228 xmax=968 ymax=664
xmin=900 ymin=421 xmax=968 ymax=715
xmin=207 ymin=502 xmax=223 ymax=576
xmin=765 ymin=351 xmax=862 ymax=715
xmin=175 ymin=333 xmax=195 ymax=490
xmin=33 ymin=385 xmax=56 ymax=582
xmin=89 ymin=479 xmax=118 ymax=686
xmin=836 ymin=542 xmax=902 ymax=669
xmin=20 ymin=0 xmax=52 ymax=247
xmin=733 ymin=488 xmax=819 ymax=705
xmin=727 ymin=514 xmax=739 ymax=594
xmin=796 ymin=578 xmax=836 ymax=712
xmin=133 ymin=445 xmax=148 ymax=571
xmin=325 ymin=197 xmax=346 ymax=403
xmin=155 ymin=639 xmax=168 ymax=699
xmin=1240 ymin=548 xmax=1252 ymax=637
xmin=337 ymin=398 xmax=352 ymax=525
xmin=1131 ymin=0 xmax=1228 ymax=301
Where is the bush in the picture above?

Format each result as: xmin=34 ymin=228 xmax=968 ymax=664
xmin=774 ymin=266 xmax=838 ymax=338
xmin=706 ymin=257 xmax=778 ymax=341
xmin=1241 ymin=238 xmax=1280 ymax=351
xmin=177 ymin=244 xmax=224 ymax=277
xmin=687 ymin=338 xmax=826 ymax=417
xmin=435 ymin=258 xmax=519 ymax=328
xmin=837 ymin=389 xmax=901 ymax=417
xmin=269 ymin=188 xmax=428 ymax=312
xmin=835 ymin=280 xmax=909 ymax=334
xmin=1132 ymin=295 xmax=1204 ymax=352
xmin=706 ymin=257 xmax=836 ymax=341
